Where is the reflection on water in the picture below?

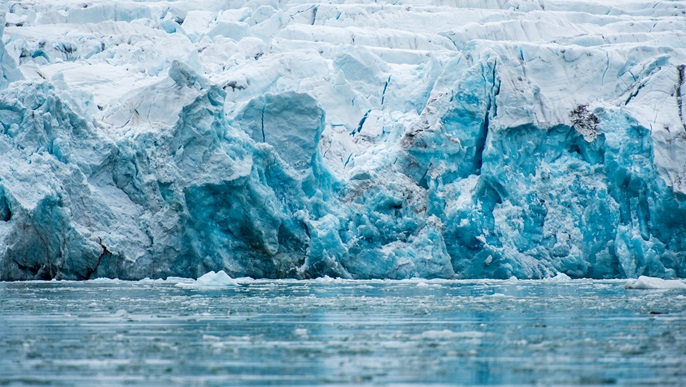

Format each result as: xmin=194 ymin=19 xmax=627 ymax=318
xmin=0 ymin=279 xmax=685 ymax=385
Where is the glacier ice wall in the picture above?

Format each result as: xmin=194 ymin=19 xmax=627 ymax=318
xmin=1 ymin=0 xmax=686 ymax=280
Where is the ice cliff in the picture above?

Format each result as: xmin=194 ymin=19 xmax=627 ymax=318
xmin=1 ymin=0 xmax=685 ymax=280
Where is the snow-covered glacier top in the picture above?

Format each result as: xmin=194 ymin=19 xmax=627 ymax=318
xmin=1 ymin=0 xmax=685 ymax=280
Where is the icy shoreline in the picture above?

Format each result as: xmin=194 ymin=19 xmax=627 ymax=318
xmin=7 ymin=273 xmax=686 ymax=292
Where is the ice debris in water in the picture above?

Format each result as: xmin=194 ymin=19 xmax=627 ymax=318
xmin=0 ymin=1 xmax=686 ymax=281
xmin=550 ymin=272 xmax=572 ymax=281
xmin=625 ymin=276 xmax=686 ymax=290
xmin=176 ymin=271 xmax=237 ymax=289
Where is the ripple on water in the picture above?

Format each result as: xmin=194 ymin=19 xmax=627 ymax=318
xmin=0 ymin=279 xmax=684 ymax=385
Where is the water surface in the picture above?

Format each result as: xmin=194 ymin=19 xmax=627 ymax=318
xmin=1 ymin=278 xmax=685 ymax=385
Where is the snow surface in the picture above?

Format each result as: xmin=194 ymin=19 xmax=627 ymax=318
xmin=0 ymin=0 xmax=686 ymax=280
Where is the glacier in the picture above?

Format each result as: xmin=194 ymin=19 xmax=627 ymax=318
xmin=0 ymin=0 xmax=685 ymax=280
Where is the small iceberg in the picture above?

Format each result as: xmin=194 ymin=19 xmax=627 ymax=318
xmin=624 ymin=276 xmax=686 ymax=290
xmin=176 ymin=271 xmax=237 ymax=289
xmin=550 ymin=272 xmax=572 ymax=281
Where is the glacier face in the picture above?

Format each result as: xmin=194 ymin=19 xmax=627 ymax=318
xmin=1 ymin=0 xmax=685 ymax=280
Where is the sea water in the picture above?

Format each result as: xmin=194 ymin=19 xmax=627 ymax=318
xmin=1 ymin=278 xmax=684 ymax=385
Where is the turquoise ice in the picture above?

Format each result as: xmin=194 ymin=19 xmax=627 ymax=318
xmin=0 ymin=1 xmax=685 ymax=280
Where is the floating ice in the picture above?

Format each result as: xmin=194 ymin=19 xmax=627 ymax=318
xmin=419 ymin=330 xmax=487 ymax=340
xmin=624 ymin=276 xmax=686 ymax=290
xmin=176 ymin=271 xmax=237 ymax=289
xmin=0 ymin=1 xmax=685 ymax=280
xmin=550 ymin=273 xmax=572 ymax=281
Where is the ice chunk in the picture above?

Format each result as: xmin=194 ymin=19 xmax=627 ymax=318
xmin=195 ymin=270 xmax=237 ymax=286
xmin=419 ymin=330 xmax=486 ymax=339
xmin=550 ymin=272 xmax=572 ymax=281
xmin=176 ymin=271 xmax=237 ymax=289
xmin=625 ymin=276 xmax=686 ymax=290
